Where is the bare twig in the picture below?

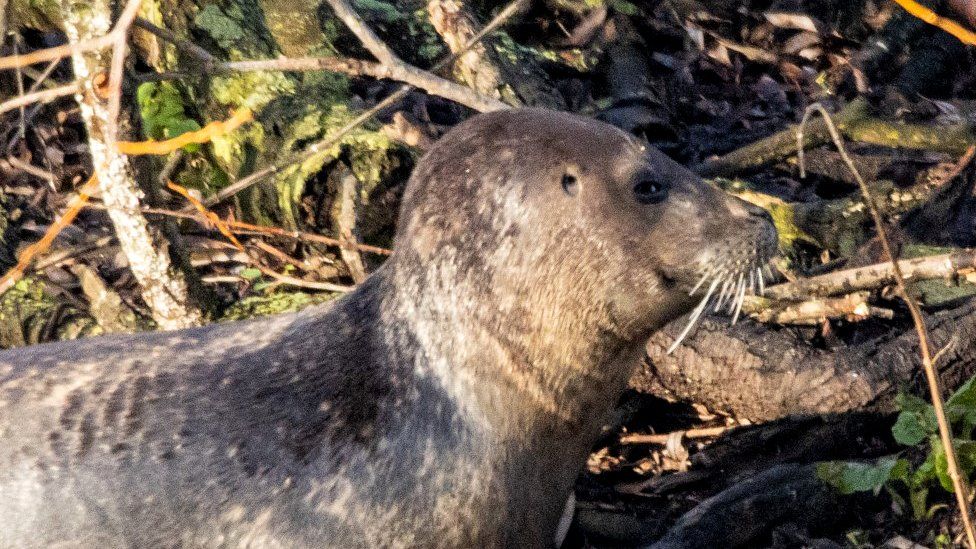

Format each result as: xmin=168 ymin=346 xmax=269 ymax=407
xmin=799 ymin=103 xmax=976 ymax=549
xmin=619 ymin=426 xmax=732 ymax=445
xmin=892 ymin=0 xmax=976 ymax=45
xmin=134 ymin=7 xmax=506 ymax=113
xmin=0 ymin=82 xmax=81 ymax=115
xmin=0 ymin=35 xmax=116 ymax=70
xmin=63 ymin=0 xmax=204 ymax=329
xmin=104 ymin=0 xmax=145 ymax=145
xmin=324 ymin=0 xmax=398 ymax=66
xmin=132 ymin=18 xmax=215 ymax=67
xmin=764 ymin=251 xmax=976 ymax=300
xmin=84 ymin=202 xmax=393 ymax=256
xmin=331 ymin=165 xmax=367 ymax=283
xmin=6 ymin=155 xmax=56 ymax=185
xmin=742 ymin=291 xmax=893 ymax=325
xmin=0 ymin=175 xmax=98 ymax=294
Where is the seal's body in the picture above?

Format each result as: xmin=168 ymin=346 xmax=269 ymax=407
xmin=0 ymin=109 xmax=776 ymax=548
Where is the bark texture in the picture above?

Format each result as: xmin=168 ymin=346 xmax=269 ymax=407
xmin=634 ymin=299 xmax=976 ymax=421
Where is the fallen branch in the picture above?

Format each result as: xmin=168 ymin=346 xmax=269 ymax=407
xmin=743 ymin=291 xmax=894 ymax=325
xmin=62 ymin=0 xmax=204 ymax=329
xmin=133 ymin=4 xmax=507 ymax=114
xmin=763 ymin=251 xmax=976 ymax=300
xmin=698 ymin=98 xmax=976 ymax=177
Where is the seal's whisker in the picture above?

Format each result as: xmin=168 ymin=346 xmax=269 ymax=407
xmin=731 ymin=276 xmax=747 ymax=325
xmin=757 ymin=266 xmax=766 ymax=296
xmin=668 ymin=277 xmax=721 ymax=354
xmin=714 ymin=274 xmax=735 ymax=312
xmin=748 ymin=269 xmax=755 ymax=295
xmin=688 ymin=267 xmax=714 ymax=296
xmin=726 ymin=273 xmax=744 ymax=314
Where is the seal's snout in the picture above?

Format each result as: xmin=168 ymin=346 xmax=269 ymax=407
xmin=665 ymin=192 xmax=779 ymax=353
xmin=740 ymin=198 xmax=778 ymax=258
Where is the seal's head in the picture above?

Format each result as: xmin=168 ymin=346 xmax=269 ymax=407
xmin=392 ymin=108 xmax=777 ymax=349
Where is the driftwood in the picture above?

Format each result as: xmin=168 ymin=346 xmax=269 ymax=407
xmin=632 ymin=297 xmax=976 ymax=422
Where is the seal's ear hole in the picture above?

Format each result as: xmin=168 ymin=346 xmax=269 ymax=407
xmin=633 ymin=178 xmax=668 ymax=204
xmin=561 ymin=173 xmax=580 ymax=197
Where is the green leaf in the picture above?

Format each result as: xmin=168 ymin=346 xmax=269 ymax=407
xmin=892 ymin=392 xmax=938 ymax=445
xmin=817 ymin=457 xmax=899 ymax=495
xmin=896 ymin=391 xmax=932 ymax=415
xmin=932 ymin=438 xmax=976 ymax=493
xmin=947 ymin=374 xmax=976 ymax=437
xmin=948 ymin=375 xmax=976 ymax=408
xmin=609 ymin=0 xmax=640 ymax=15
xmin=887 ymin=458 xmax=911 ymax=483
xmin=136 ymin=82 xmax=201 ymax=152
xmin=910 ymin=484 xmax=930 ymax=521
xmin=892 ymin=410 xmax=930 ymax=446
xmin=240 ymin=268 xmax=262 ymax=281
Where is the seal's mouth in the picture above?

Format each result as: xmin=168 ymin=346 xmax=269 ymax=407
xmin=666 ymin=233 xmax=778 ymax=354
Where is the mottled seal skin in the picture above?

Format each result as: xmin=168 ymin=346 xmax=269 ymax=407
xmin=0 ymin=109 xmax=775 ymax=548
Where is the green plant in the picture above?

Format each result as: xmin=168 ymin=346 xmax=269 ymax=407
xmin=818 ymin=374 xmax=976 ymax=519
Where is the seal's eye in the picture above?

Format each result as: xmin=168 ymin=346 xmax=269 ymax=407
xmin=561 ymin=173 xmax=579 ymax=197
xmin=633 ymin=179 xmax=668 ymax=204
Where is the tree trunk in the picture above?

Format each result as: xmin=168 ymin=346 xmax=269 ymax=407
xmin=63 ymin=0 xmax=203 ymax=330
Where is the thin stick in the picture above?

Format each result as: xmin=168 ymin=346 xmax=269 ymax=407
xmin=116 ymin=107 xmax=253 ymax=155
xmin=0 ymin=82 xmax=81 ymax=115
xmin=891 ymin=0 xmax=976 ymax=45
xmin=800 ymin=102 xmax=976 ymax=549
xmin=0 ymin=35 xmax=116 ymax=70
xmin=764 ymin=251 xmax=976 ymax=300
xmin=619 ymin=426 xmax=731 ymax=445
xmin=104 ymin=0 xmax=145 ymax=145
xmin=84 ymin=202 xmax=393 ymax=256
xmin=0 ymin=175 xmax=99 ymax=293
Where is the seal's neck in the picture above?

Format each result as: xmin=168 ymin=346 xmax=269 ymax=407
xmin=381 ymin=253 xmax=647 ymax=436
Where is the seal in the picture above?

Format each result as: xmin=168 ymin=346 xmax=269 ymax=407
xmin=0 ymin=108 xmax=776 ymax=548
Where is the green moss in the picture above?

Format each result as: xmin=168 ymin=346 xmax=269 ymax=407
xmin=408 ymin=8 xmax=446 ymax=61
xmin=207 ymin=70 xmax=295 ymax=171
xmin=220 ymin=290 xmax=337 ymax=321
xmin=260 ymin=0 xmax=329 ymax=57
xmin=354 ymin=0 xmax=407 ymax=23
xmin=273 ymin=104 xmax=399 ymax=228
xmin=9 ymin=0 xmax=64 ymax=30
xmin=137 ymin=82 xmax=202 ymax=144
xmin=0 ymin=278 xmax=100 ymax=348
xmin=194 ymin=4 xmax=247 ymax=50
